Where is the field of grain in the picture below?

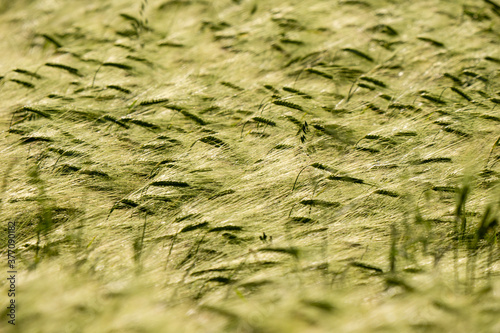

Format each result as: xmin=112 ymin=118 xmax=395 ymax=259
xmin=0 ymin=0 xmax=499 ymax=332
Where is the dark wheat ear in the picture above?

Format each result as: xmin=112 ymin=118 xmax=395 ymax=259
xmin=139 ymin=97 xmax=169 ymax=106
xmin=305 ymin=68 xmax=333 ymax=80
xmin=40 ymin=33 xmax=63 ymax=48
xmin=220 ymin=81 xmax=244 ymax=91
xmin=282 ymin=86 xmax=312 ymax=99
xmin=449 ymin=87 xmax=472 ymax=101
xmin=366 ymin=103 xmax=384 ymax=114
xmin=486 ymin=136 xmax=500 ymax=167
xmin=442 ymin=126 xmax=471 ymax=138
xmin=357 ymin=83 xmax=375 ymax=91
xmin=462 ymin=70 xmax=488 ymax=83
xmin=417 ymin=36 xmax=445 ymax=48
xmin=373 ymin=189 xmax=400 ymax=198
xmin=252 ymin=117 xmax=276 ymax=127
xmin=479 ymin=114 xmax=500 ymax=122
xmin=388 ymin=103 xmax=419 ymax=111
xmin=13 ymin=69 xmax=43 ymax=79
xmin=411 ymin=157 xmax=452 ymax=165
xmin=280 ymin=37 xmax=304 ymax=45
xmin=350 ymin=261 xmax=384 ymax=274
xmin=45 ymin=62 xmax=82 ymax=76
xmin=179 ymin=222 xmax=209 ymax=233
xmin=102 ymin=62 xmax=133 ymax=71
xmin=342 ymin=48 xmax=374 ymax=62
xmin=356 ymin=147 xmax=379 ymax=153
xmin=491 ymin=98 xmax=500 ymax=105
xmin=241 ymin=117 xmax=277 ymax=137
xmin=291 ymin=163 xmax=337 ymax=191
xmin=178 ymin=109 xmax=207 ymax=125
xmin=284 ymin=115 xmax=302 ymax=129
xmin=299 ymin=199 xmax=340 ymax=208
xmin=126 ymin=55 xmax=154 ymax=67
xmin=359 ymin=76 xmax=387 ymax=88
xmin=443 ymin=73 xmax=462 ymax=85
xmin=120 ymin=12 xmax=151 ymax=31
xmin=16 ymin=106 xmax=51 ymax=120
xmin=121 ymin=117 xmax=161 ymax=130
xmin=102 ymin=115 xmax=130 ymax=128
xmin=191 ymin=136 xmax=229 ymax=150
xmin=138 ymin=179 xmax=190 ymax=201
xmin=272 ymin=100 xmax=304 ymax=112
xmin=107 ymin=198 xmax=140 ymax=221
xmin=158 ymin=41 xmax=185 ymax=47
xmin=9 ymin=106 xmax=49 ymax=128
xmin=150 ymin=180 xmax=189 ymax=187
xmin=485 ymin=56 xmax=500 ymax=64
xmin=107 ymin=85 xmax=131 ymax=94
xmin=209 ymin=225 xmax=242 ymax=232
xmin=9 ymin=79 xmax=35 ymax=89
xmin=419 ymin=91 xmax=446 ymax=105
xmin=369 ymin=24 xmax=399 ymax=36
xmin=263 ymin=84 xmax=281 ymax=94
xmin=328 ymin=175 xmax=372 ymax=185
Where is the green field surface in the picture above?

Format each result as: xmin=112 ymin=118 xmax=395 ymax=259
xmin=0 ymin=0 xmax=499 ymax=332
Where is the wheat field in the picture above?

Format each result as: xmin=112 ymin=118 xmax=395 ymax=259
xmin=0 ymin=0 xmax=499 ymax=332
